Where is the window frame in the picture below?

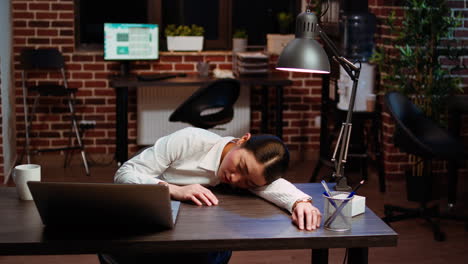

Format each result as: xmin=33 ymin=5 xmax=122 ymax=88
xmin=151 ymin=0 xmax=232 ymax=50
xmin=75 ymin=0 xmax=233 ymax=51
xmin=74 ymin=0 xmax=301 ymax=50
xmin=74 ymin=0 xmax=152 ymax=51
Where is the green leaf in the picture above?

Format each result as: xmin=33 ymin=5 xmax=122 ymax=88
xmin=164 ymin=24 xmax=205 ymax=37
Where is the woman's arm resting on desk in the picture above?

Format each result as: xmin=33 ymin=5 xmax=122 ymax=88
xmin=292 ymin=200 xmax=321 ymax=231
xmin=114 ymin=140 xmax=171 ymax=184
xmin=250 ymin=178 xmax=321 ymax=230
xmin=115 ymin=128 xmax=199 ymax=184
xmin=166 ymin=182 xmax=219 ymax=206
xmin=115 ymin=128 xmax=221 ymax=205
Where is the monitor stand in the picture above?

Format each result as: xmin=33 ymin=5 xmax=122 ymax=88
xmin=119 ymin=61 xmax=133 ymax=77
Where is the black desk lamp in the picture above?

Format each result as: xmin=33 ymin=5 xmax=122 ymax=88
xmin=276 ymin=8 xmax=362 ymax=191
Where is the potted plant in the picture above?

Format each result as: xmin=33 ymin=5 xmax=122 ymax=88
xmin=232 ymin=29 xmax=248 ymax=52
xmin=267 ymin=12 xmax=295 ymax=55
xmin=165 ymin=24 xmax=205 ymax=52
xmin=371 ymin=0 xmax=463 ymax=122
xmin=371 ymin=0 xmax=464 ymax=193
xmin=277 ymin=12 xmax=294 ymax=34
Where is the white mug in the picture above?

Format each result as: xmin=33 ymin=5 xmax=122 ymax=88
xmin=13 ymin=164 xmax=41 ymax=200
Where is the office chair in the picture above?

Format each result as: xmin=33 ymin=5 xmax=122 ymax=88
xmin=382 ymin=91 xmax=466 ymax=241
xmin=169 ymin=78 xmax=241 ymax=129
xmin=20 ymin=48 xmax=90 ymax=175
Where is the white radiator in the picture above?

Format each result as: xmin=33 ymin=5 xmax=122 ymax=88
xmin=137 ymin=84 xmax=250 ymax=145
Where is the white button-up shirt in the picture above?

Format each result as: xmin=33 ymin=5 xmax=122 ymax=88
xmin=115 ymin=127 xmax=311 ymax=213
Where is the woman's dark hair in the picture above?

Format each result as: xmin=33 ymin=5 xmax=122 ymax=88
xmin=241 ymin=134 xmax=290 ymax=184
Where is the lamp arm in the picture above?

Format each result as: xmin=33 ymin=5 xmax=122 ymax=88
xmin=318 ymin=26 xmax=362 ymax=191
xmin=318 ymin=27 xmax=359 ymax=81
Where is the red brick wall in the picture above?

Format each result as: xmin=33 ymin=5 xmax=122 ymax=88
xmin=11 ymin=0 xmax=322 ymax=161
xmin=10 ymin=0 xmax=466 ymax=178
xmin=369 ymin=0 xmax=468 ymax=179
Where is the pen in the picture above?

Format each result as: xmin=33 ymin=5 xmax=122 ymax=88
xmin=321 ymin=180 xmax=332 ymax=197
xmin=321 ymin=180 xmax=339 ymax=208
xmin=347 ymin=180 xmax=365 ymax=198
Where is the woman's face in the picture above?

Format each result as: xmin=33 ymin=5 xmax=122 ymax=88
xmin=218 ymin=135 xmax=267 ymax=189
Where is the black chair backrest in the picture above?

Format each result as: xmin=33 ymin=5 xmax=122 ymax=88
xmin=169 ymin=78 xmax=241 ymax=129
xmin=384 ymin=91 xmax=463 ymax=159
xmin=20 ymin=48 xmax=65 ymax=70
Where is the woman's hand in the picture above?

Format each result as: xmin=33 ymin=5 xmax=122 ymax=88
xmin=168 ymin=183 xmax=219 ymax=206
xmin=292 ymin=202 xmax=322 ymax=231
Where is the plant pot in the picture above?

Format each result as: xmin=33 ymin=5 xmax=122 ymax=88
xmin=232 ymin=38 xmax=247 ymax=52
xmin=167 ymin=36 xmax=204 ymax=52
xmin=267 ymin=34 xmax=294 ymax=55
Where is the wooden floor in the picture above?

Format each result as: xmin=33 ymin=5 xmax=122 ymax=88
xmin=1 ymin=154 xmax=468 ymax=264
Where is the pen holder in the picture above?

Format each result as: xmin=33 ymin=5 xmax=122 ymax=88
xmin=323 ymin=191 xmax=353 ymax=231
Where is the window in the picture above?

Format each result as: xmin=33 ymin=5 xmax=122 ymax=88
xmin=156 ymin=0 xmax=231 ymax=50
xmin=75 ymin=0 xmax=148 ymax=50
xmin=75 ymin=0 xmax=300 ymax=50
xmin=320 ymin=0 xmax=370 ymax=37
xmin=232 ymin=0 xmax=299 ymax=46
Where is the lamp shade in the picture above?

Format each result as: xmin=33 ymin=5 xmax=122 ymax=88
xmin=276 ymin=11 xmax=330 ymax=74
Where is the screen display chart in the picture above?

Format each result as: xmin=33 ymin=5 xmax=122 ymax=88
xmin=104 ymin=23 xmax=159 ymax=60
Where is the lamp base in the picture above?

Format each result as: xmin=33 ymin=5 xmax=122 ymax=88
xmin=334 ymin=177 xmax=352 ymax=191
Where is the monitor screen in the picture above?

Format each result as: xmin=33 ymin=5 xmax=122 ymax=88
xmin=104 ymin=23 xmax=159 ymax=60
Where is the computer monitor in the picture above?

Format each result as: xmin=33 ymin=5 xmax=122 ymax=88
xmin=104 ymin=23 xmax=159 ymax=76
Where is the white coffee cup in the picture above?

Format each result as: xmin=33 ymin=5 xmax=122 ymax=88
xmin=13 ymin=164 xmax=41 ymax=200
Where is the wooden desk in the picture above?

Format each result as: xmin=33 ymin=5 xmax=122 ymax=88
xmin=110 ymin=75 xmax=292 ymax=165
xmin=0 ymin=183 xmax=397 ymax=263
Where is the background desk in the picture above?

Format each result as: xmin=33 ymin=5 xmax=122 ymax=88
xmin=0 ymin=183 xmax=397 ymax=263
xmin=110 ymin=76 xmax=292 ymax=165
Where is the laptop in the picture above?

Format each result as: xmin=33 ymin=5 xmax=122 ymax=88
xmin=27 ymin=182 xmax=180 ymax=230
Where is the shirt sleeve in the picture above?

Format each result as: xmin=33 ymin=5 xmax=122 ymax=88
xmin=114 ymin=129 xmax=188 ymax=184
xmin=249 ymin=178 xmax=312 ymax=213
